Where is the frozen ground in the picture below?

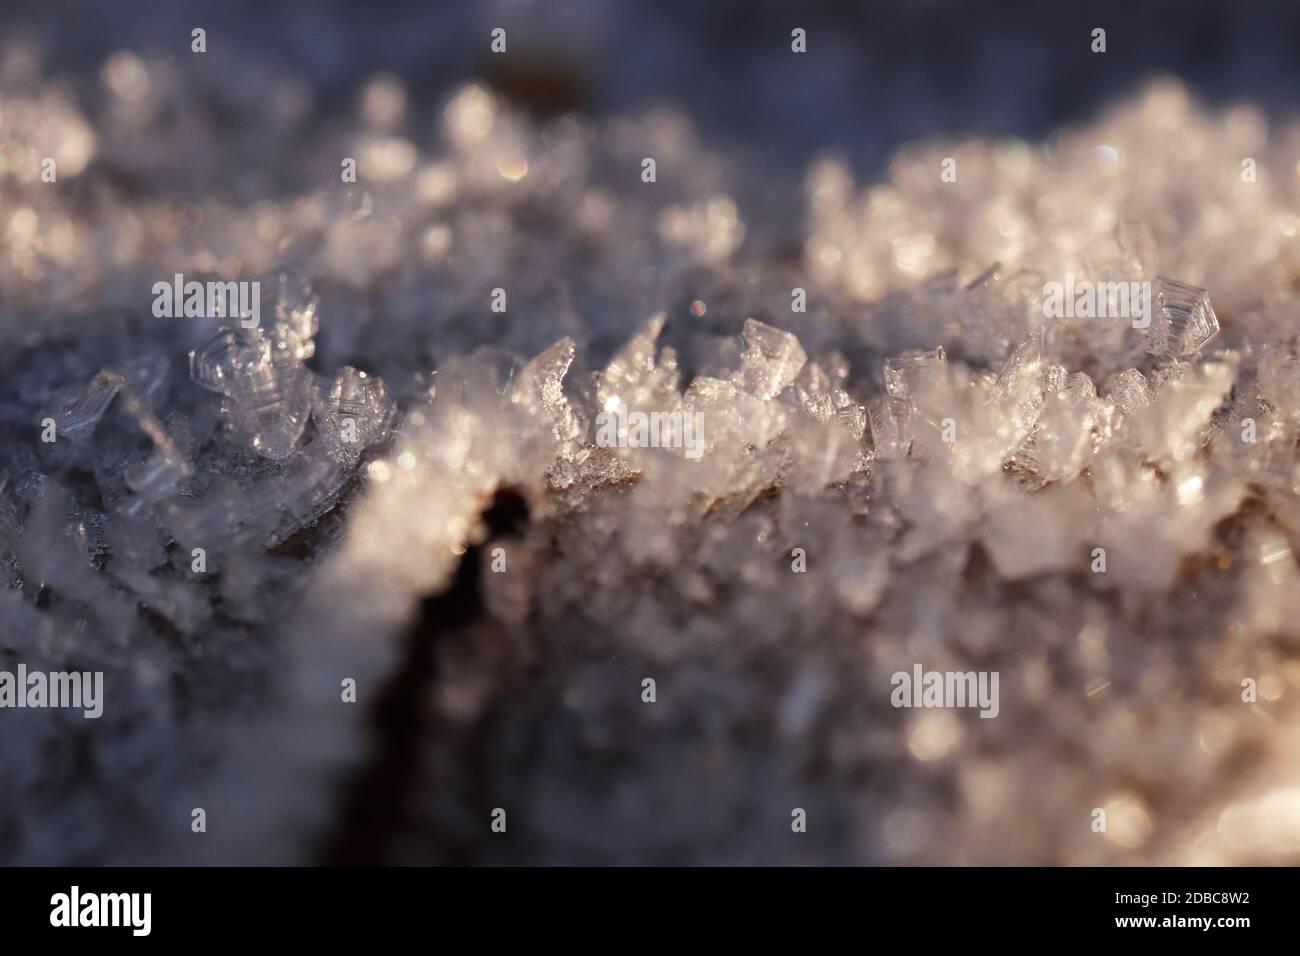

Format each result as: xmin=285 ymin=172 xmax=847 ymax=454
xmin=1 ymin=3 xmax=1299 ymax=864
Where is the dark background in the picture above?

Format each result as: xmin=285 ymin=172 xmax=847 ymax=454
xmin=8 ymin=0 xmax=1299 ymax=180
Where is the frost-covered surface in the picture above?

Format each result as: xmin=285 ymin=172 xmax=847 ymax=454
xmin=1 ymin=28 xmax=1300 ymax=865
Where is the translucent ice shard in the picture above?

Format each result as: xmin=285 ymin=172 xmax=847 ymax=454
xmin=883 ymin=346 xmax=947 ymax=399
xmin=1255 ymin=345 xmax=1300 ymax=414
xmin=957 ymin=264 xmax=1030 ymax=364
xmin=733 ymin=319 xmax=807 ymax=400
xmin=114 ymin=352 xmax=170 ymax=404
xmin=1103 ymin=368 xmax=1155 ymax=418
xmin=1011 ymin=370 xmax=1097 ymax=483
xmin=164 ymin=476 xmax=275 ymax=552
xmin=1208 ymin=394 xmax=1297 ymax=492
xmin=46 ymin=370 xmax=123 ymax=438
xmin=190 ymin=327 xmax=271 ymax=394
xmin=831 ymin=391 xmax=867 ymax=441
xmin=511 ymin=337 xmax=582 ymax=454
xmin=597 ymin=312 xmax=679 ymax=411
xmin=794 ymin=360 xmax=833 ymax=407
xmin=1144 ymin=352 xmax=1239 ymax=462
xmin=190 ymin=328 xmax=312 ymax=460
xmin=117 ymin=384 xmax=192 ymax=507
xmin=313 ymin=367 xmax=396 ymax=464
xmin=513 ymin=338 xmax=573 ymax=417
xmin=1145 ymin=277 xmax=1219 ymax=357
xmin=801 ymin=391 xmax=835 ymax=424
xmin=266 ymin=451 xmax=351 ymax=547
xmin=992 ymin=331 xmax=1046 ymax=405
xmin=990 ymin=330 xmax=1048 ymax=446
xmin=682 ymin=376 xmax=740 ymax=406
xmin=867 ymin=396 xmax=912 ymax=460
xmin=265 ymin=274 xmax=320 ymax=363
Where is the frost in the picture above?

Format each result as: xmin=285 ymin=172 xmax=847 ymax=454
xmin=0 ymin=63 xmax=1298 ymax=869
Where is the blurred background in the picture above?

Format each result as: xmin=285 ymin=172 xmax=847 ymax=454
xmin=7 ymin=0 xmax=1300 ymax=189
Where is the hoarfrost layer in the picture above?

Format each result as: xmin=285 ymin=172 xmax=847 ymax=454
xmin=0 ymin=61 xmax=1298 ymax=864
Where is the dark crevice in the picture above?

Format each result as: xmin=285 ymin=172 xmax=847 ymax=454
xmin=316 ymin=486 xmax=529 ymax=865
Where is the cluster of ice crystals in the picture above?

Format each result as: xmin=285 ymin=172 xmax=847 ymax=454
xmin=1 ymin=57 xmax=1299 ymax=868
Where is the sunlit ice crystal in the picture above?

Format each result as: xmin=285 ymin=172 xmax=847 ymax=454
xmin=230 ymin=373 xmax=313 ymax=459
xmin=793 ymin=359 xmax=834 ymax=407
xmin=991 ymin=330 xmax=1047 ymax=405
xmin=1144 ymin=277 xmax=1220 ymax=358
xmin=190 ymin=327 xmax=313 ymax=460
xmin=1129 ymin=352 xmax=1238 ymax=463
xmin=832 ymin=391 xmax=867 ymax=441
xmin=190 ymin=327 xmax=271 ymax=394
xmin=678 ymin=375 xmax=789 ymax=501
xmin=1201 ymin=389 xmax=1269 ymax=449
xmin=790 ymin=357 xmax=864 ymax=443
xmin=956 ymin=264 xmax=1036 ymax=365
xmin=1255 ymin=344 xmax=1300 ymax=415
xmin=792 ymin=354 xmax=849 ymax=408
xmin=883 ymin=346 xmax=947 ymax=399
xmin=900 ymin=361 xmax=1026 ymax=484
xmin=512 ymin=338 xmax=574 ymax=418
xmin=732 ymin=318 xmax=806 ymax=400
xmin=313 ymin=366 xmax=397 ymax=464
xmin=1102 ymin=367 xmax=1155 ymax=419
xmin=1208 ymin=398 xmax=1298 ymax=492
xmin=265 ymin=274 xmax=320 ymax=363
xmin=510 ymin=337 xmax=583 ymax=456
xmin=984 ymin=330 xmax=1049 ymax=453
xmin=784 ymin=400 xmax=865 ymax=493
xmin=1009 ymin=375 xmax=1097 ymax=484
xmin=799 ymin=390 xmax=835 ymax=424
xmin=867 ymin=395 xmax=912 ymax=460
xmin=596 ymin=312 xmax=680 ymax=412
